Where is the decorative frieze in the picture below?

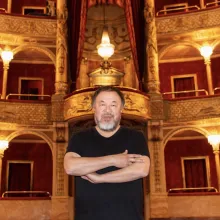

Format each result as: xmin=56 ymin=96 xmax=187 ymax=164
xmin=0 ymin=101 xmax=52 ymax=125
xmin=0 ymin=14 xmax=56 ymax=37
xmin=156 ymin=7 xmax=220 ymax=34
xmin=64 ymin=88 xmax=151 ymax=121
xmin=164 ymin=96 xmax=220 ymax=122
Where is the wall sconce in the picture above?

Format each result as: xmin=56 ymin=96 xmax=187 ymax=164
xmin=0 ymin=140 xmax=9 ymax=157
xmin=200 ymin=45 xmax=213 ymax=59
xmin=207 ymin=134 xmax=220 ymax=152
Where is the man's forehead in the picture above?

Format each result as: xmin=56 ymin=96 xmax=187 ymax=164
xmin=96 ymin=91 xmax=121 ymax=102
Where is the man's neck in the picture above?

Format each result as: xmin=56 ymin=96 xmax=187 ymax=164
xmin=95 ymin=125 xmax=120 ymax=138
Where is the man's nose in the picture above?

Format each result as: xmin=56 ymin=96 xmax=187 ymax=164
xmin=104 ymin=105 xmax=112 ymax=113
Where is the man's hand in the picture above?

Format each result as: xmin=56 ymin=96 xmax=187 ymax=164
xmin=112 ymin=150 xmax=144 ymax=168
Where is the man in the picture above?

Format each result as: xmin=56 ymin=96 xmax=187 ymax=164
xmin=64 ymin=86 xmax=150 ymax=220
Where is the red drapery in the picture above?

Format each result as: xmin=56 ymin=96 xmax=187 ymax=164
xmin=68 ymin=0 xmax=145 ymax=91
xmin=174 ymin=77 xmax=195 ymax=97
xmin=8 ymin=163 xmax=31 ymax=191
xmin=184 ymin=159 xmax=208 ymax=189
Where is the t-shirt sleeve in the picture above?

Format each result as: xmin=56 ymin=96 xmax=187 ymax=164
xmin=134 ymin=131 xmax=150 ymax=158
xmin=66 ymin=133 xmax=82 ymax=155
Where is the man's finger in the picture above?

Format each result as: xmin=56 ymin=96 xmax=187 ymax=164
xmin=122 ymin=150 xmax=128 ymax=154
xmin=129 ymin=154 xmax=142 ymax=158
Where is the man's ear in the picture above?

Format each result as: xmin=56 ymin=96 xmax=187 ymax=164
xmin=120 ymin=106 xmax=124 ymax=113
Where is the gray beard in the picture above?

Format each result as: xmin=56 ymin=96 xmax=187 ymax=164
xmin=95 ymin=117 xmax=119 ymax=132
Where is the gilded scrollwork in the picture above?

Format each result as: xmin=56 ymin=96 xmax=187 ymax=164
xmin=156 ymin=7 xmax=220 ymax=34
xmin=165 ymin=96 xmax=220 ymax=122
xmin=55 ymin=81 xmax=68 ymax=95
xmin=65 ymin=94 xmax=92 ymax=118
xmin=56 ymin=6 xmax=68 ymax=76
xmin=64 ymin=90 xmax=151 ymax=121
xmin=56 ymin=143 xmax=66 ymax=196
xmin=124 ymin=94 xmax=149 ymax=115
xmin=0 ymin=14 xmax=56 ymax=37
xmin=144 ymin=1 xmax=160 ymax=94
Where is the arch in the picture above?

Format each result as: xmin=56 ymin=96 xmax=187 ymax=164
xmin=212 ymin=39 xmax=220 ymax=51
xmin=158 ymin=41 xmax=202 ymax=60
xmin=163 ymin=126 xmax=210 ymax=150
xmin=7 ymin=130 xmax=53 ymax=154
xmin=12 ymin=44 xmax=56 ymax=66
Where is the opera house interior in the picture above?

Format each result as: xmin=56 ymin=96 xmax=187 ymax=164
xmin=0 ymin=0 xmax=220 ymax=219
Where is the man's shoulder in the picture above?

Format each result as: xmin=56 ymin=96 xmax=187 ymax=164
xmin=120 ymin=126 xmax=144 ymax=136
xmin=70 ymin=127 xmax=94 ymax=140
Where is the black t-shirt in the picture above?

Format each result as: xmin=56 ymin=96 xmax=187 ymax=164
xmin=67 ymin=126 xmax=150 ymax=220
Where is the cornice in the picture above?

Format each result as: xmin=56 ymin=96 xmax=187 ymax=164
xmin=156 ymin=7 xmax=220 ymax=35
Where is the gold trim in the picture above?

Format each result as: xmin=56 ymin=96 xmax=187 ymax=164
xmin=164 ymin=3 xmax=188 ymax=11
xmin=22 ymin=6 xmax=46 ymax=15
xmin=181 ymin=156 xmax=211 ymax=188
xmin=6 ymin=160 xmax=34 ymax=191
xmin=18 ymin=77 xmax=44 ymax=100
xmin=171 ymin=74 xmax=198 ymax=98
xmin=205 ymin=0 xmax=220 ymax=8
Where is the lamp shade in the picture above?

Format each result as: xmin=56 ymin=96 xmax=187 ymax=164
xmin=1 ymin=50 xmax=13 ymax=62
xmin=200 ymin=45 xmax=213 ymax=58
xmin=97 ymin=27 xmax=115 ymax=60
xmin=0 ymin=140 xmax=8 ymax=157
xmin=208 ymin=135 xmax=220 ymax=151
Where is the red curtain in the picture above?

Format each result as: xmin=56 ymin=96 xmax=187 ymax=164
xmin=8 ymin=163 xmax=31 ymax=192
xmin=174 ymin=77 xmax=195 ymax=97
xmin=67 ymin=0 xmax=83 ymax=90
xmin=68 ymin=0 xmax=145 ymax=91
xmin=184 ymin=159 xmax=208 ymax=189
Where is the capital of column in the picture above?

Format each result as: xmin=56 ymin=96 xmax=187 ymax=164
xmin=81 ymin=57 xmax=88 ymax=65
xmin=0 ymin=152 xmax=3 ymax=159
xmin=204 ymin=57 xmax=211 ymax=65
xmin=3 ymin=63 xmax=10 ymax=70
xmin=55 ymin=81 xmax=68 ymax=95
xmin=214 ymin=150 xmax=219 ymax=155
xmin=124 ymin=55 xmax=131 ymax=64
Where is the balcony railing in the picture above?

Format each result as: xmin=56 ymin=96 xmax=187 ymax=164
xmin=0 ymin=8 xmax=6 ymax=13
xmin=214 ymin=87 xmax=220 ymax=94
xmin=205 ymin=1 xmax=220 ymax=8
xmin=168 ymin=187 xmax=218 ymax=193
xmin=157 ymin=5 xmax=200 ymax=16
xmin=2 ymin=191 xmax=51 ymax=198
xmin=6 ymin=93 xmax=51 ymax=100
xmin=163 ymin=89 xmax=208 ymax=98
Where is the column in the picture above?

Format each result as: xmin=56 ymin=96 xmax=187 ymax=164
xmin=200 ymin=45 xmax=213 ymax=95
xmin=0 ymin=140 xmax=9 ymax=195
xmin=123 ymin=56 xmax=134 ymax=88
xmin=1 ymin=49 xmax=13 ymax=99
xmin=52 ymin=122 xmax=69 ymax=197
xmin=78 ymin=57 xmax=89 ymax=89
xmin=148 ymin=121 xmax=168 ymax=218
xmin=200 ymin=0 xmax=205 ymax=9
xmin=51 ymin=122 xmax=70 ymax=219
xmin=208 ymin=135 xmax=220 ymax=192
xmin=205 ymin=58 xmax=214 ymax=95
xmin=214 ymin=151 xmax=220 ymax=192
xmin=144 ymin=0 xmax=160 ymax=94
xmin=7 ymin=0 xmax=12 ymax=13
xmin=55 ymin=0 xmax=68 ymax=95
